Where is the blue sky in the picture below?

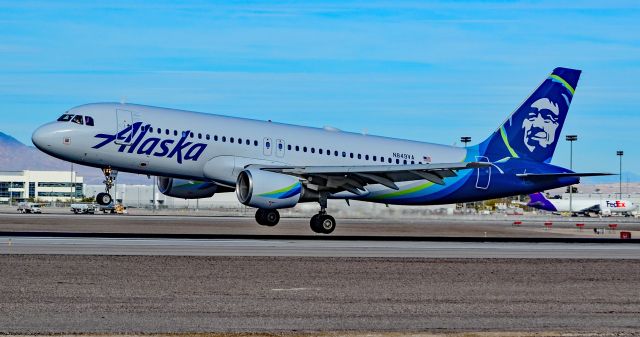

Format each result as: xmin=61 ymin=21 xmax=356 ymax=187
xmin=1 ymin=1 xmax=639 ymax=178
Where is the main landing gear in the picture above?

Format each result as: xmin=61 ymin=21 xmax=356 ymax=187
xmin=96 ymin=167 xmax=116 ymax=206
xmin=310 ymin=192 xmax=336 ymax=234
xmin=252 ymin=193 xmax=338 ymax=234
xmin=255 ymin=209 xmax=280 ymax=227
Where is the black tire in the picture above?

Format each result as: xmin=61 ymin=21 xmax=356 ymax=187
xmin=317 ymin=214 xmax=336 ymax=234
xmin=262 ymin=209 xmax=280 ymax=227
xmin=255 ymin=209 xmax=266 ymax=225
xmin=310 ymin=214 xmax=322 ymax=233
xmin=96 ymin=192 xmax=112 ymax=206
xmin=255 ymin=209 xmax=280 ymax=227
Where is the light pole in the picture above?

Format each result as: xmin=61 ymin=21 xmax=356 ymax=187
xmin=460 ymin=136 xmax=471 ymax=148
xmin=617 ymin=151 xmax=624 ymax=199
xmin=566 ymin=135 xmax=577 ymax=215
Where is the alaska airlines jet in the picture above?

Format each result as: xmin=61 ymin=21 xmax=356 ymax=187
xmin=32 ymin=67 xmax=606 ymax=234
xmin=527 ymin=193 xmax=637 ymax=216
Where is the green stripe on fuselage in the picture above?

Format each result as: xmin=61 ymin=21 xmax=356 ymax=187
xmin=371 ymin=181 xmax=435 ymax=200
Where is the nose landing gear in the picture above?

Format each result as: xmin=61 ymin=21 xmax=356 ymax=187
xmin=96 ymin=167 xmax=117 ymax=206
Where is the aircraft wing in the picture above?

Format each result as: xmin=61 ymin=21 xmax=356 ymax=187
xmin=516 ymin=172 xmax=613 ymax=179
xmin=257 ymin=162 xmax=489 ymax=195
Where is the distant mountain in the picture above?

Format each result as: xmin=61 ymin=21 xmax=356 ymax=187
xmin=0 ymin=131 xmax=150 ymax=185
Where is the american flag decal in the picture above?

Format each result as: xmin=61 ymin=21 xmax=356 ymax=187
xmin=423 ymin=155 xmax=431 ymax=163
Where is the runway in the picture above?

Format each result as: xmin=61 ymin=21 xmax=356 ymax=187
xmin=1 ymin=212 xmax=639 ymax=334
xmin=2 ymin=236 xmax=640 ymax=258
xmin=1 ymin=210 xmax=639 ymax=238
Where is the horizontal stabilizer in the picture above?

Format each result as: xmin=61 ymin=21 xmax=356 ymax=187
xmin=516 ymin=172 xmax=614 ymax=179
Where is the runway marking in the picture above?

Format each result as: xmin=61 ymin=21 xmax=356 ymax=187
xmin=271 ymin=287 xmax=321 ymax=291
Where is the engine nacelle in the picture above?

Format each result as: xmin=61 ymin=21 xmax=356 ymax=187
xmin=157 ymin=177 xmax=218 ymax=199
xmin=236 ymin=169 xmax=302 ymax=209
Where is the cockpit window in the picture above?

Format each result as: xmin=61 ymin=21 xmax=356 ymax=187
xmin=85 ymin=116 xmax=95 ymax=126
xmin=71 ymin=115 xmax=84 ymax=125
xmin=57 ymin=114 xmax=74 ymax=122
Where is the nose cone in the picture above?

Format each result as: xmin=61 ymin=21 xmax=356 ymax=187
xmin=31 ymin=123 xmax=59 ymax=153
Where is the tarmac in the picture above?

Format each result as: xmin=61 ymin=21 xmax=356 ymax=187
xmin=1 ymin=208 xmax=639 ymax=238
xmin=1 ymin=210 xmax=639 ymax=334
xmin=2 ymin=237 xmax=640 ymax=258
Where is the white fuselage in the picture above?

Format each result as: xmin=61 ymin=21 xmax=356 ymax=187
xmin=33 ymin=102 xmax=466 ymax=190
xmin=549 ymin=198 xmax=637 ymax=214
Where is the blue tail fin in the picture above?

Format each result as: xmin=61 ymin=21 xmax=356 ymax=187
xmin=480 ymin=67 xmax=581 ymax=163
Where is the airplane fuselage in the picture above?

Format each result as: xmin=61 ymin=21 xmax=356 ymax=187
xmin=33 ymin=102 xmax=577 ymax=205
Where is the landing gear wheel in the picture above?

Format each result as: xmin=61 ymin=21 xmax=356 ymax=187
xmin=96 ymin=192 xmax=112 ymax=206
xmin=310 ymin=214 xmax=336 ymax=234
xmin=255 ymin=209 xmax=280 ymax=227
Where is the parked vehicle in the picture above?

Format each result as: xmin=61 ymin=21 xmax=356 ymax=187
xmin=99 ymin=203 xmax=127 ymax=214
xmin=70 ymin=203 xmax=97 ymax=214
xmin=17 ymin=202 xmax=42 ymax=214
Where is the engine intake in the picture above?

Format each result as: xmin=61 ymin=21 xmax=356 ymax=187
xmin=236 ymin=169 xmax=302 ymax=209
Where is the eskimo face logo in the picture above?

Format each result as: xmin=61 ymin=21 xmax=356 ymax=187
xmin=92 ymin=122 xmax=207 ymax=164
xmin=521 ymin=98 xmax=560 ymax=152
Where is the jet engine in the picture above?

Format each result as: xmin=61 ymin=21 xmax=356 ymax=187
xmin=236 ymin=169 xmax=302 ymax=209
xmin=157 ymin=177 xmax=218 ymax=199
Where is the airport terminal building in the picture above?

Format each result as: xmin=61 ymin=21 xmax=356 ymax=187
xmin=0 ymin=170 xmax=83 ymax=203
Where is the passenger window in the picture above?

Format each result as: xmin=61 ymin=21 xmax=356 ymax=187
xmin=288 ymin=144 xmax=292 ymax=151
xmin=388 ymin=158 xmax=392 ymax=163
xmin=230 ymin=137 xmax=235 ymax=143
xmin=303 ymin=147 xmax=307 ymax=153
xmin=311 ymin=147 xmax=315 ymax=153
xmin=165 ymin=129 xmax=170 ymax=135
xmin=190 ymin=132 xmax=194 ymax=138
xmin=266 ymin=141 xmax=271 ymax=148
xmin=342 ymin=151 xmax=346 ymax=157
xmin=198 ymin=133 xmax=202 ymax=139
xmin=206 ymin=134 xmax=210 ymax=140
xmin=349 ymin=153 xmax=354 ymax=158
xmin=84 ymin=116 xmax=95 ymax=126
xmin=319 ymin=149 xmax=323 ymax=155
xmin=403 ymin=160 xmax=407 ymax=164
xmin=373 ymin=156 xmax=377 ymax=161
xmin=411 ymin=161 xmax=415 ymax=165
xmin=246 ymin=139 xmax=250 ymax=145
xmin=174 ymin=130 xmax=178 ymax=136
xmin=357 ymin=154 xmax=361 ymax=159
xmin=334 ymin=151 xmax=338 ymax=156
xmin=295 ymin=146 xmax=300 ymax=151
xmin=214 ymin=135 xmax=219 ymax=141
xmin=254 ymin=140 xmax=258 ymax=146
xmin=158 ymin=128 xmax=162 ymax=134
xmin=71 ymin=115 xmax=84 ymax=125
xmin=57 ymin=114 xmax=74 ymax=122
xmin=222 ymin=136 xmax=226 ymax=142
xmin=396 ymin=159 xmax=400 ymax=164
xmin=365 ymin=155 xmax=369 ymax=160
xmin=278 ymin=143 xmax=283 ymax=150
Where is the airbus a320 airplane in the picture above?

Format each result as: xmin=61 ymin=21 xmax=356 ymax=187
xmin=32 ymin=67 xmax=606 ymax=234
